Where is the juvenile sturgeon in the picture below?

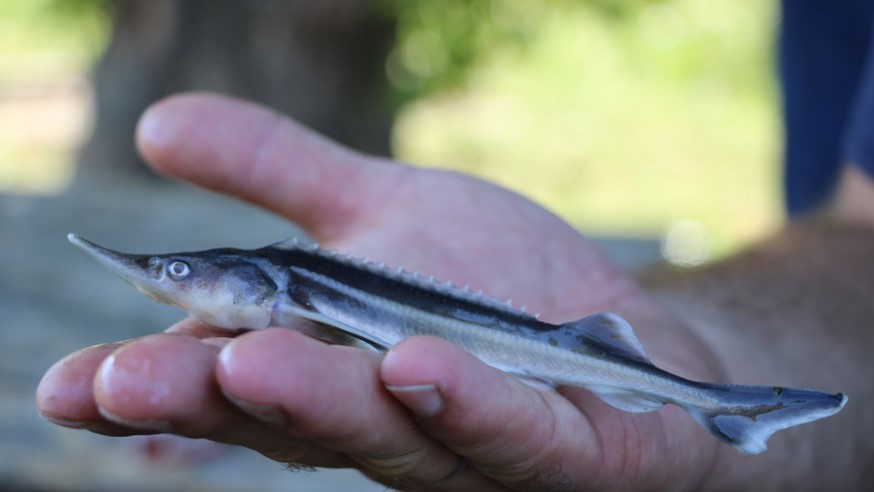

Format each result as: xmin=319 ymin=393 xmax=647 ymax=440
xmin=68 ymin=234 xmax=846 ymax=455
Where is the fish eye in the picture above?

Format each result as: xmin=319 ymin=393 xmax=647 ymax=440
xmin=166 ymin=260 xmax=191 ymax=280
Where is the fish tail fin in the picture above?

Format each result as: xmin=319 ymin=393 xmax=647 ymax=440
xmin=687 ymin=384 xmax=847 ymax=455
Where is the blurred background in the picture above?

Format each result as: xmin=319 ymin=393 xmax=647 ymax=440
xmin=0 ymin=0 xmax=779 ymax=490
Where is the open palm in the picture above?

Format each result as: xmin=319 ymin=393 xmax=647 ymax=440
xmin=38 ymin=94 xmax=725 ymax=491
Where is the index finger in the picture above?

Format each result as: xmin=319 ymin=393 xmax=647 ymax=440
xmin=135 ymin=93 xmax=406 ymax=242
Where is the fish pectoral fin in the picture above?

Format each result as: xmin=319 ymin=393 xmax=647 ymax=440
xmin=294 ymin=319 xmax=385 ymax=352
xmin=587 ymin=386 xmax=665 ymax=413
xmin=561 ymin=313 xmax=652 ymax=365
xmin=273 ymin=303 xmax=391 ymax=351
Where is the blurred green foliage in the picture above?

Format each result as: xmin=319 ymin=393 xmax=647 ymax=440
xmin=385 ymin=0 xmax=672 ymax=100
xmin=0 ymin=0 xmax=107 ymax=193
xmin=392 ymin=0 xmax=780 ymax=257
xmin=0 ymin=0 xmax=107 ymax=84
xmin=385 ymin=0 xmax=548 ymax=97
xmin=2 ymin=0 xmax=779 ymax=258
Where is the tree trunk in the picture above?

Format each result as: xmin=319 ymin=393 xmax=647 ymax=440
xmin=74 ymin=0 xmax=395 ymax=185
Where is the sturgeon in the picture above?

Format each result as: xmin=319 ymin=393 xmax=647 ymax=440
xmin=68 ymin=234 xmax=846 ymax=455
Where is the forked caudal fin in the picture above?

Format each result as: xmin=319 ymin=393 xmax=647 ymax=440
xmin=688 ymin=384 xmax=847 ymax=455
xmin=556 ymin=313 xmax=847 ymax=454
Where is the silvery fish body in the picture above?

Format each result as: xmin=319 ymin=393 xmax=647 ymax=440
xmin=68 ymin=234 xmax=847 ymax=455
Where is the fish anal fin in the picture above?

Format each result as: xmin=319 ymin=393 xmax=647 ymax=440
xmin=588 ymin=386 xmax=665 ymax=413
xmin=562 ymin=313 xmax=651 ymax=364
xmin=506 ymin=370 xmax=557 ymax=391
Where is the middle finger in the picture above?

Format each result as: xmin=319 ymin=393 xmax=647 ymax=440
xmin=217 ymin=328 xmax=502 ymax=489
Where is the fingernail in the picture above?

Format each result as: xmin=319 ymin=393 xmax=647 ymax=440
xmin=95 ymin=353 xmax=174 ymax=432
xmin=42 ymin=415 xmax=127 ymax=435
xmin=41 ymin=415 xmax=89 ymax=429
xmin=75 ymin=340 xmax=127 ymax=355
xmin=201 ymin=337 xmax=233 ymax=350
xmin=385 ymin=384 xmax=444 ymax=418
xmin=41 ymin=415 xmax=119 ymax=434
xmin=221 ymin=389 xmax=288 ymax=427
xmin=97 ymin=408 xmax=173 ymax=432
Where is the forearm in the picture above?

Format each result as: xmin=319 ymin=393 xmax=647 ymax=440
xmin=638 ymin=219 xmax=874 ymax=489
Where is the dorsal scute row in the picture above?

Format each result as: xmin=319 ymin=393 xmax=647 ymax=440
xmin=268 ymin=238 xmax=540 ymax=319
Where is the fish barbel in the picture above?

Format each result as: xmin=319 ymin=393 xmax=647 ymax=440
xmin=68 ymin=234 xmax=847 ymax=455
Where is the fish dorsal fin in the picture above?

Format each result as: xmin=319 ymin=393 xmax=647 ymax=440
xmin=563 ymin=313 xmax=652 ymax=364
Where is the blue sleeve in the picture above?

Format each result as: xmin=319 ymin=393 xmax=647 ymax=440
xmin=779 ymin=0 xmax=874 ymax=216
xmin=843 ymin=29 xmax=874 ymax=186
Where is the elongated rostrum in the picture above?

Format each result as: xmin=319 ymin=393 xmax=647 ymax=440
xmin=69 ymin=234 xmax=847 ymax=455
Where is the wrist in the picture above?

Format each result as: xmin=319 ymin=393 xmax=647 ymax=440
xmin=637 ymin=221 xmax=873 ymax=489
xmin=831 ymin=164 xmax=874 ymax=227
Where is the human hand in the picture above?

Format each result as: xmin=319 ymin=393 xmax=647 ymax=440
xmin=38 ymin=93 xmax=727 ymax=491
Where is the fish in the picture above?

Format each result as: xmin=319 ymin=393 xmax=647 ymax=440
xmin=68 ymin=233 xmax=847 ymax=455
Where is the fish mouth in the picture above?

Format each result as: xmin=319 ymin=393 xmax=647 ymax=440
xmin=68 ymin=234 xmax=176 ymax=305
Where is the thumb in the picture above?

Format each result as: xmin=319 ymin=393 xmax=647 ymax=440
xmin=135 ymin=92 xmax=404 ymax=241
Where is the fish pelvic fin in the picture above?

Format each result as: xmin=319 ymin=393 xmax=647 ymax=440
xmin=689 ymin=384 xmax=847 ymax=455
xmin=586 ymin=386 xmax=666 ymax=413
